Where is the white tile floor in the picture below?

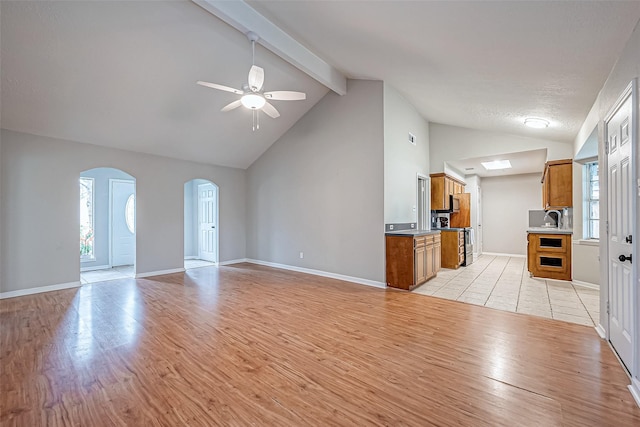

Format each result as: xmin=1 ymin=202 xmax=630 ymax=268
xmin=80 ymin=265 xmax=134 ymax=284
xmin=184 ymin=259 xmax=216 ymax=269
xmin=413 ymin=255 xmax=600 ymax=327
xmin=80 ymin=259 xmax=216 ymax=284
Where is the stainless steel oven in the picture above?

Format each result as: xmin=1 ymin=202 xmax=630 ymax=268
xmin=463 ymin=228 xmax=474 ymax=266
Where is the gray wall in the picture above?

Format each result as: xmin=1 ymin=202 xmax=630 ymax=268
xmin=383 ymin=84 xmax=430 ymax=223
xmin=0 ymin=129 xmax=246 ymax=293
xmin=429 ymin=123 xmax=573 ymax=173
xmin=481 ymin=173 xmax=541 ymax=255
xmin=80 ymin=167 xmax=134 ymax=269
xmin=246 ymin=79 xmax=385 ymax=282
xmin=184 ymin=180 xmax=197 ymax=258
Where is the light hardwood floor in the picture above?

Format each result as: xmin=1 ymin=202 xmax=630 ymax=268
xmin=1 ymin=263 xmax=639 ymax=426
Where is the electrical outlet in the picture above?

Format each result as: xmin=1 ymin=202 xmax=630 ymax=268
xmin=389 ymin=224 xmax=394 ymax=230
xmin=299 ymin=252 xmax=304 ymax=259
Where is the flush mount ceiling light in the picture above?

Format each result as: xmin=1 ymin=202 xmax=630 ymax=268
xmin=240 ymin=93 xmax=266 ymax=109
xmin=481 ymin=160 xmax=512 ymax=170
xmin=524 ymin=118 xmax=550 ymax=129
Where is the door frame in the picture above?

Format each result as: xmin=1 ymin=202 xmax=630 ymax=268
xmin=416 ymin=174 xmax=430 ymax=230
xmin=109 ymin=178 xmax=136 ymax=269
xmin=600 ymin=79 xmax=639 ymax=402
xmin=197 ymin=181 xmax=219 ymax=264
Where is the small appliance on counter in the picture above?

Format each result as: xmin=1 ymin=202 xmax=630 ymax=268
xmin=438 ymin=217 xmax=449 ymax=228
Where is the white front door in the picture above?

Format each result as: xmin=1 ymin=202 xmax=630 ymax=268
xmin=111 ymin=179 xmax=135 ymax=267
xmin=606 ymin=85 xmax=634 ymax=371
xmin=198 ymin=183 xmax=217 ymax=263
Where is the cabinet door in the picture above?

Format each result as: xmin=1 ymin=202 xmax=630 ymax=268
xmin=415 ymin=245 xmax=427 ymax=284
xmin=425 ymin=244 xmax=435 ymax=279
xmin=434 ymin=242 xmax=441 ymax=273
xmin=548 ymin=163 xmax=572 ymax=208
xmin=430 ymin=176 xmax=446 ymax=210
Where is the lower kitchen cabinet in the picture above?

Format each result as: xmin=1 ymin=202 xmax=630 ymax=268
xmin=441 ymin=229 xmax=464 ymax=269
xmin=527 ymin=233 xmax=572 ymax=281
xmin=386 ymin=233 xmax=441 ymax=290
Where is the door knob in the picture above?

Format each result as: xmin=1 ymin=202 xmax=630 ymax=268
xmin=618 ymin=254 xmax=632 ymax=263
xmin=625 ymin=235 xmax=632 ymax=243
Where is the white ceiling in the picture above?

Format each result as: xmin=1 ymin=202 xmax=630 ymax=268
xmin=447 ymin=149 xmax=548 ymax=178
xmin=2 ymin=1 xmax=640 ymax=169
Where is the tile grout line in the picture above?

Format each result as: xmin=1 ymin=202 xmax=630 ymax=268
xmin=571 ymin=283 xmax=597 ymax=327
xmin=457 ymin=255 xmax=499 ymax=302
xmin=483 ymin=256 xmax=512 ymax=307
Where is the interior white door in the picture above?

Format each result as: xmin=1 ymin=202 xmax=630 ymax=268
xmin=606 ymin=88 xmax=634 ymax=371
xmin=111 ymin=179 xmax=135 ymax=267
xmin=198 ymin=183 xmax=217 ymax=263
xmin=477 ymin=185 xmax=483 ymax=255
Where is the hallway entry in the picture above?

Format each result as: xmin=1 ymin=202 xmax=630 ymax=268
xmin=184 ymin=179 xmax=219 ymax=268
xmin=80 ymin=168 xmax=136 ymax=284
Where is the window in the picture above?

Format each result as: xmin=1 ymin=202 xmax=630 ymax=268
xmin=80 ymin=177 xmax=95 ymax=259
xmin=585 ymin=162 xmax=599 ymax=239
xmin=125 ymin=194 xmax=135 ymax=234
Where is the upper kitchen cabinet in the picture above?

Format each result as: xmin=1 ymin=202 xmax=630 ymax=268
xmin=430 ymin=173 xmax=466 ymax=211
xmin=541 ymin=159 xmax=573 ymax=209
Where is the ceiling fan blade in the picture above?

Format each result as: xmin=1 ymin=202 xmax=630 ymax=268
xmin=197 ymin=81 xmax=243 ymax=95
xmin=248 ymin=65 xmax=264 ymax=92
xmin=262 ymin=101 xmax=280 ymax=119
xmin=264 ymin=91 xmax=306 ymax=101
xmin=221 ymin=99 xmax=242 ymax=112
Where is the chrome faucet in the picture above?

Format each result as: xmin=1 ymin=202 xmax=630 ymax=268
xmin=543 ymin=210 xmax=562 ymax=227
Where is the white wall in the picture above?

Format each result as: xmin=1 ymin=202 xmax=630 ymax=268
xmin=246 ymin=80 xmax=385 ymax=283
xmin=481 ymin=173 xmax=541 ymax=256
xmin=579 ymin=16 xmax=640 ymax=384
xmin=465 ymin=175 xmax=482 ymax=255
xmin=0 ymin=129 xmax=246 ymax=293
xmin=80 ymin=167 xmax=135 ymax=269
xmin=383 ymin=84 xmax=430 ymax=223
xmin=429 ymin=123 xmax=573 ymax=173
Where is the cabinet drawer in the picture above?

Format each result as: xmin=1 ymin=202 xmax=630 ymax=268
xmin=458 ymin=253 xmax=465 ymax=265
xmin=531 ymin=234 xmax=569 ymax=254
xmin=535 ymin=254 xmax=569 ymax=275
xmin=414 ymin=236 xmax=426 ymax=248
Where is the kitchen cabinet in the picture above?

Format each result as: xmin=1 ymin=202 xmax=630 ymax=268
xmin=440 ymin=229 xmax=464 ymax=269
xmin=430 ymin=173 xmax=466 ymax=211
xmin=527 ymin=232 xmax=572 ymax=281
xmin=541 ymin=159 xmax=573 ymax=209
xmin=386 ymin=233 xmax=441 ymax=290
xmin=450 ymin=193 xmax=471 ymax=228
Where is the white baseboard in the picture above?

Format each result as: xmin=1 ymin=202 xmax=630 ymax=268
xmin=80 ymin=264 xmax=111 ymax=272
xmin=135 ymin=268 xmax=185 ymax=279
xmin=0 ymin=281 xmax=82 ymax=299
xmin=219 ymin=258 xmax=249 ymax=266
xmin=184 ymin=256 xmax=198 ymax=260
xmin=630 ymin=378 xmax=640 ymax=409
xmin=572 ymin=280 xmax=599 ymax=290
xmin=481 ymin=252 xmax=526 ymax=258
xmin=595 ymin=323 xmax=607 ymax=339
xmin=245 ymin=259 xmax=386 ymax=289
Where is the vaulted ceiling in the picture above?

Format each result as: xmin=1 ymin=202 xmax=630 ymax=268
xmin=2 ymin=1 xmax=640 ymax=169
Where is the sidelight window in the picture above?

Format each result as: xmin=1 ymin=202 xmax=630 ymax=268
xmin=584 ymin=162 xmax=599 ymax=239
xmin=80 ymin=177 xmax=95 ymax=259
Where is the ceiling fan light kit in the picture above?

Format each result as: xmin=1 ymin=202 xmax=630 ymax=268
xmin=196 ymin=31 xmax=306 ymax=130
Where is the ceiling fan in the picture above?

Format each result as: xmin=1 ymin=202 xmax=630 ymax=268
xmin=197 ymin=31 xmax=306 ymax=130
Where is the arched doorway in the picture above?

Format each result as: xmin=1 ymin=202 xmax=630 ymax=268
xmin=184 ymin=179 xmax=218 ymax=269
xmin=80 ymin=167 xmax=136 ymax=284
